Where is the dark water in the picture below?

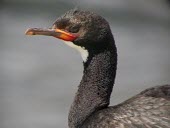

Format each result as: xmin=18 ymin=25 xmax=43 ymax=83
xmin=1 ymin=1 xmax=170 ymax=128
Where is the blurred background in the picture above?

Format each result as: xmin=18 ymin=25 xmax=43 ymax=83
xmin=1 ymin=0 xmax=170 ymax=128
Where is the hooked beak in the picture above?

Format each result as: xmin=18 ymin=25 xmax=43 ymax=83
xmin=25 ymin=28 xmax=78 ymax=41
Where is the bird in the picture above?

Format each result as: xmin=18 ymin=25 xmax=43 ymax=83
xmin=25 ymin=9 xmax=170 ymax=128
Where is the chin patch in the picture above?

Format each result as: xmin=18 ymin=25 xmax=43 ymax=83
xmin=63 ymin=41 xmax=89 ymax=62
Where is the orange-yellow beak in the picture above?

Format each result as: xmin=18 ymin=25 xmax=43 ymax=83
xmin=25 ymin=28 xmax=78 ymax=41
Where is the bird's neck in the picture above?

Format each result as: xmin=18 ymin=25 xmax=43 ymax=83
xmin=68 ymin=41 xmax=117 ymax=128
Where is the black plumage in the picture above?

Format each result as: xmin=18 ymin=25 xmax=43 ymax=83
xmin=26 ymin=9 xmax=170 ymax=128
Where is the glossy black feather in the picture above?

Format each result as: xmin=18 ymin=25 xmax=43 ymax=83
xmin=52 ymin=9 xmax=170 ymax=128
xmin=82 ymin=85 xmax=170 ymax=128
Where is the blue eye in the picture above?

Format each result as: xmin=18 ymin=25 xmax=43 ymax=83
xmin=54 ymin=18 xmax=70 ymax=29
xmin=69 ymin=24 xmax=81 ymax=33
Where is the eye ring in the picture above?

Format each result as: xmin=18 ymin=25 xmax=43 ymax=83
xmin=69 ymin=24 xmax=81 ymax=33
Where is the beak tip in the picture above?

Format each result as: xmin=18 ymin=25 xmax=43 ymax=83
xmin=25 ymin=28 xmax=34 ymax=35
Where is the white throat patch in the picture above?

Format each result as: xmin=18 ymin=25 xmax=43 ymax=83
xmin=64 ymin=41 xmax=89 ymax=62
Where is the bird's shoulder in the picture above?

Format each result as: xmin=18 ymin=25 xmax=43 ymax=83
xmin=82 ymin=85 xmax=170 ymax=128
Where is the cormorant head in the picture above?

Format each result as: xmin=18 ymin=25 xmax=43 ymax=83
xmin=26 ymin=9 xmax=113 ymax=62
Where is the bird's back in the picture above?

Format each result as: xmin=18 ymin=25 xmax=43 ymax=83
xmin=82 ymin=85 xmax=170 ymax=128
